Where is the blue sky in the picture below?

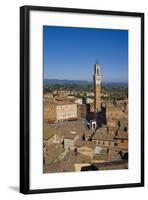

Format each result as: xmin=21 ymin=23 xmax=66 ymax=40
xmin=43 ymin=26 xmax=128 ymax=82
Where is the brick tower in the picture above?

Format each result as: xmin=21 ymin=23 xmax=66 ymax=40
xmin=93 ymin=63 xmax=101 ymax=113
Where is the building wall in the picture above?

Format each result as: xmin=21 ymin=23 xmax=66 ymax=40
xmin=64 ymin=135 xmax=79 ymax=150
xmin=44 ymin=102 xmax=56 ymax=122
xmin=92 ymin=139 xmax=128 ymax=150
xmin=116 ymin=139 xmax=128 ymax=149
xmin=78 ymin=104 xmax=89 ymax=119
xmin=77 ymin=146 xmax=94 ymax=159
xmin=44 ymin=102 xmax=77 ymax=122
xmin=56 ymin=104 xmax=77 ymax=121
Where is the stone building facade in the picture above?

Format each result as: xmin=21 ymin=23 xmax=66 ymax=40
xmin=44 ymin=102 xmax=56 ymax=123
xmin=56 ymin=103 xmax=77 ymax=121
xmin=44 ymin=101 xmax=77 ymax=123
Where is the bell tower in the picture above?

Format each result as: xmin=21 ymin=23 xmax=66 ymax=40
xmin=93 ymin=63 xmax=101 ymax=113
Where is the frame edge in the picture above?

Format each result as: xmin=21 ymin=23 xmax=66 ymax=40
xmin=20 ymin=6 xmax=30 ymax=194
xmin=19 ymin=5 xmax=145 ymax=194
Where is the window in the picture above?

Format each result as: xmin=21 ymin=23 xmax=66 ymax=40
xmin=114 ymin=143 xmax=118 ymax=146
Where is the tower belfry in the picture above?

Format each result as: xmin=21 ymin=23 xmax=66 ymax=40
xmin=93 ymin=63 xmax=101 ymax=113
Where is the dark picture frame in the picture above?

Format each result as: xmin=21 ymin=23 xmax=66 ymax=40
xmin=20 ymin=5 xmax=144 ymax=194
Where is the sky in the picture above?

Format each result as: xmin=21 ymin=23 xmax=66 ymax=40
xmin=43 ymin=26 xmax=128 ymax=83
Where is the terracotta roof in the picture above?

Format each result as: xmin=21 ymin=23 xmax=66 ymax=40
xmin=63 ymin=150 xmax=92 ymax=163
xmin=94 ymin=154 xmax=109 ymax=161
xmin=84 ymin=130 xmax=95 ymax=136
xmin=52 ymin=100 xmax=77 ymax=106
xmin=92 ymin=132 xmax=114 ymax=141
xmin=44 ymin=120 xmax=93 ymax=139
xmin=75 ymin=139 xmax=96 ymax=150
xmin=64 ymin=133 xmax=77 ymax=140
xmin=45 ymin=144 xmax=64 ymax=164
xmin=115 ymin=131 xmax=128 ymax=140
xmin=43 ymin=123 xmax=55 ymax=140
xmin=108 ymin=126 xmax=118 ymax=131
xmin=44 ymin=161 xmax=75 ymax=173
xmin=95 ymin=128 xmax=108 ymax=134
xmin=108 ymin=146 xmax=128 ymax=151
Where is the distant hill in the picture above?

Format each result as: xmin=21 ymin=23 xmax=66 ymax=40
xmin=44 ymin=79 xmax=128 ymax=88
xmin=44 ymin=79 xmax=90 ymax=86
xmin=102 ymin=82 xmax=128 ymax=88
